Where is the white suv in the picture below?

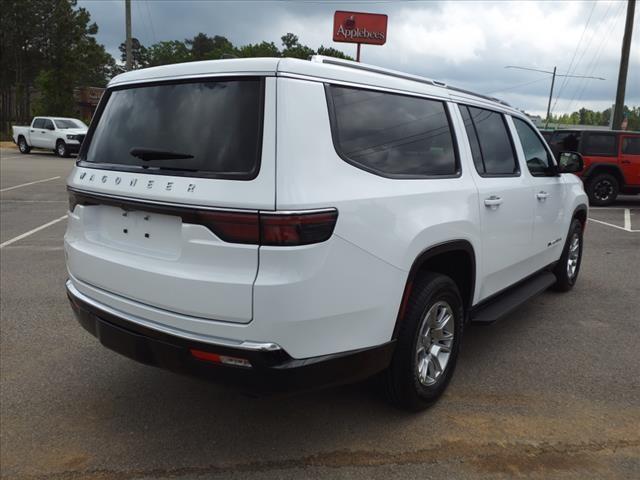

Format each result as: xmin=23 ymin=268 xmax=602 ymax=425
xmin=65 ymin=56 xmax=588 ymax=410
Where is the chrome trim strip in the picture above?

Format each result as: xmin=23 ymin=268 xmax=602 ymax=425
xmin=67 ymin=187 xmax=337 ymax=215
xmin=67 ymin=187 xmax=258 ymax=213
xmin=66 ymin=279 xmax=282 ymax=352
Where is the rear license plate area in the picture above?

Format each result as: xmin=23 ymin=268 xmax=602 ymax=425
xmin=89 ymin=205 xmax=182 ymax=258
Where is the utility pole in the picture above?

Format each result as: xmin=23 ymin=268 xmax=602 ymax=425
xmin=612 ymin=0 xmax=636 ymax=130
xmin=125 ymin=0 xmax=132 ymax=71
xmin=545 ymin=67 xmax=557 ymax=129
xmin=505 ymin=66 xmax=605 ymax=128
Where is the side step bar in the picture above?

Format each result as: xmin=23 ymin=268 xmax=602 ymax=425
xmin=470 ymin=271 xmax=557 ymax=324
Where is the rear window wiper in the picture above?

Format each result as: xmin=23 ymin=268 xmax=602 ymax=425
xmin=130 ymin=147 xmax=194 ymax=161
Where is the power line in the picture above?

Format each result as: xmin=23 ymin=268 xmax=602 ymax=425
xmin=144 ymin=1 xmax=157 ymax=44
xmin=504 ymin=65 xmax=605 ymax=127
xmin=550 ymin=0 xmax=598 ymax=114
xmin=565 ymin=1 xmax=625 ymax=115
xmin=484 ymin=76 xmax=550 ymax=96
xmin=556 ymin=0 xmax=616 ymax=113
xmin=505 ymin=66 xmax=604 ymax=80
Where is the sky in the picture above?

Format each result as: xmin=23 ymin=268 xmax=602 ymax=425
xmin=78 ymin=0 xmax=639 ymax=117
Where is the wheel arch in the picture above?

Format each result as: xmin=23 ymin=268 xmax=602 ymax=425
xmin=393 ymin=240 xmax=476 ymax=339
xmin=583 ymin=163 xmax=625 ymax=185
xmin=572 ymin=204 xmax=588 ymax=229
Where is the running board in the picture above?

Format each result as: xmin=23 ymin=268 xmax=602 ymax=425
xmin=470 ymin=271 xmax=557 ymax=324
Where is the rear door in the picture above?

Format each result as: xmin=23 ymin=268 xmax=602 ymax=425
xmin=619 ymin=134 xmax=640 ymax=187
xmin=30 ymin=118 xmax=47 ymax=148
xmin=511 ymin=116 xmax=567 ymax=269
xmin=459 ymin=105 xmax=534 ymax=299
xmin=66 ymin=76 xmax=275 ymax=323
xmin=41 ymin=118 xmax=57 ymax=149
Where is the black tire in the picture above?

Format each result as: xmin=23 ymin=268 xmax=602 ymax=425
xmin=385 ymin=272 xmax=464 ymax=411
xmin=55 ymin=140 xmax=69 ymax=158
xmin=17 ymin=136 xmax=31 ymax=154
xmin=586 ymin=173 xmax=619 ymax=206
xmin=552 ymin=218 xmax=584 ymax=292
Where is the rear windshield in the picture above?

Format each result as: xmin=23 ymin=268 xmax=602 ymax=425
xmin=80 ymin=78 xmax=264 ymax=179
xmin=55 ymin=119 xmax=82 ymax=129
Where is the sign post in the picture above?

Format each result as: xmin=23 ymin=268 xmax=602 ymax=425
xmin=332 ymin=11 xmax=388 ymax=62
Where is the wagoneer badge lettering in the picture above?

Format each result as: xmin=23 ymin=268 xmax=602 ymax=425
xmin=76 ymin=171 xmax=197 ymax=193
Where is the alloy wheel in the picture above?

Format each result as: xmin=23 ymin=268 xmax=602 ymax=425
xmin=594 ymin=180 xmax=613 ymax=202
xmin=567 ymin=233 xmax=580 ymax=279
xmin=415 ymin=301 xmax=455 ymax=386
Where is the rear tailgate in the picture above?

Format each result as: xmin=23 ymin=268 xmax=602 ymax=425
xmin=65 ymin=76 xmax=276 ymax=323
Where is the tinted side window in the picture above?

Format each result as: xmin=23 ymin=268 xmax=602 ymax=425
xmin=43 ymin=119 xmax=54 ymax=130
xmin=460 ymin=106 xmax=485 ymax=174
xmin=622 ymin=136 xmax=640 ymax=155
xmin=513 ymin=117 xmax=554 ymax=175
xmin=583 ymin=133 xmax=616 ymax=156
xmin=33 ymin=118 xmax=44 ymax=129
xmin=464 ymin=106 xmax=518 ymax=176
xmin=326 ymin=85 xmax=458 ymax=177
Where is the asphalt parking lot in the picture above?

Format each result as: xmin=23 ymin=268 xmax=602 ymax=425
xmin=1 ymin=147 xmax=639 ymax=480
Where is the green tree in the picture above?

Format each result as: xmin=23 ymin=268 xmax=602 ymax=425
xmin=236 ymin=41 xmax=280 ymax=58
xmin=186 ymin=33 xmax=215 ymax=60
xmin=1 ymin=0 xmax=115 ymax=129
xmin=280 ymin=33 xmax=315 ymax=59
xmin=316 ymin=45 xmax=354 ymax=60
xmin=146 ymin=41 xmax=190 ymax=67
xmin=118 ymin=37 xmax=148 ymax=69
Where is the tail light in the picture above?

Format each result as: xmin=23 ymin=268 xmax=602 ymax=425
xmin=260 ymin=210 xmax=338 ymax=246
xmin=68 ymin=189 xmax=337 ymax=246
xmin=194 ymin=210 xmax=338 ymax=246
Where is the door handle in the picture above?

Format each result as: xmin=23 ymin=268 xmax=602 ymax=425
xmin=536 ymin=191 xmax=549 ymax=201
xmin=484 ymin=195 xmax=503 ymax=208
xmin=30 ymin=130 xmax=34 ymax=132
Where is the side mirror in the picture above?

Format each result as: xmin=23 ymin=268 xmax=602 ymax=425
xmin=557 ymin=151 xmax=583 ymax=174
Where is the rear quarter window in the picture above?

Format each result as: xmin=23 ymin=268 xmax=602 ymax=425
xmin=325 ymin=84 xmax=459 ymax=178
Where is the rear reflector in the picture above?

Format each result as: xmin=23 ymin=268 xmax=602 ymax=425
xmin=68 ymin=189 xmax=337 ymax=246
xmin=190 ymin=349 xmax=252 ymax=368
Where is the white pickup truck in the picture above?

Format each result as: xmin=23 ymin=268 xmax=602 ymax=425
xmin=12 ymin=117 xmax=88 ymax=157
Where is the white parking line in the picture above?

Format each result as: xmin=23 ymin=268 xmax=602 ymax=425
xmin=588 ymin=216 xmax=639 ymax=233
xmin=624 ymin=208 xmax=631 ymax=231
xmin=0 ymin=215 xmax=67 ymax=249
xmin=0 ymin=176 xmax=61 ymax=192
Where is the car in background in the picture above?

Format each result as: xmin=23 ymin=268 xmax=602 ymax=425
xmin=12 ymin=117 xmax=88 ymax=157
xmin=546 ymin=129 xmax=640 ymax=205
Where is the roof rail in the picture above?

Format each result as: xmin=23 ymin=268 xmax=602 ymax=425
xmin=311 ymin=55 xmax=511 ymax=108
xmin=446 ymin=85 xmax=511 ymax=107
xmin=311 ymin=55 xmax=447 ymax=89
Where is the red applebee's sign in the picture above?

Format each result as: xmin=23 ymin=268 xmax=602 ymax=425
xmin=333 ymin=11 xmax=388 ymax=46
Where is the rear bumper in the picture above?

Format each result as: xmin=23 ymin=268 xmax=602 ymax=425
xmin=66 ymin=280 xmax=395 ymax=393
